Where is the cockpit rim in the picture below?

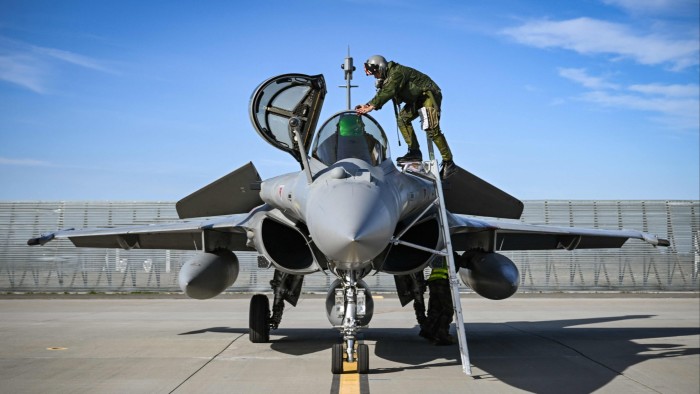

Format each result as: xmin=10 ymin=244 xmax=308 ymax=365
xmin=311 ymin=110 xmax=390 ymax=167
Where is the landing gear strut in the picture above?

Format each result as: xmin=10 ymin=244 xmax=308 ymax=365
xmin=330 ymin=270 xmax=370 ymax=374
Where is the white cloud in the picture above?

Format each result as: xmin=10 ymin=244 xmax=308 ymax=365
xmin=558 ymin=69 xmax=699 ymax=131
xmin=558 ymin=68 xmax=620 ymax=90
xmin=582 ymin=90 xmax=699 ymax=130
xmin=502 ymin=17 xmax=698 ymax=70
xmin=0 ymin=36 xmax=116 ymax=94
xmin=0 ymin=54 xmax=47 ymax=93
xmin=31 ymin=46 xmax=115 ymax=74
xmin=582 ymin=90 xmax=695 ymax=113
xmin=627 ymin=83 xmax=698 ymax=97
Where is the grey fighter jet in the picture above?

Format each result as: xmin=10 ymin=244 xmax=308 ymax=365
xmin=28 ymin=71 xmax=669 ymax=375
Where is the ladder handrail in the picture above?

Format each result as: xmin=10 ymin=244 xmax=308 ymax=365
xmin=426 ymin=139 xmax=472 ymax=376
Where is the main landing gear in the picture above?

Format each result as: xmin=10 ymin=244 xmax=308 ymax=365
xmin=248 ymin=270 xmax=303 ymax=343
xmin=249 ymin=294 xmax=270 ymax=343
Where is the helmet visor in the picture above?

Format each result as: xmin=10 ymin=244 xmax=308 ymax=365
xmin=364 ymin=62 xmax=378 ymax=76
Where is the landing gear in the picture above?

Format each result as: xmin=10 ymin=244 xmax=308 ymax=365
xmin=249 ymin=270 xmax=304 ymax=343
xmin=331 ymin=343 xmax=344 ymax=374
xmin=357 ymin=343 xmax=369 ymax=374
xmin=249 ymin=294 xmax=270 ymax=343
xmin=329 ymin=270 xmax=371 ymax=374
xmin=330 ymin=343 xmax=369 ymax=374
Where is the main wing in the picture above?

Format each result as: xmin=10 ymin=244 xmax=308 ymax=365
xmin=27 ymin=206 xmax=267 ymax=251
xmin=448 ymin=213 xmax=670 ymax=252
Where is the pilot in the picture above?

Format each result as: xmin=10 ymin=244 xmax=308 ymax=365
xmin=355 ymin=55 xmax=457 ymax=178
xmin=419 ymin=257 xmax=455 ymax=346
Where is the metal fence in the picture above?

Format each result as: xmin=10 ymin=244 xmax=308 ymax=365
xmin=1 ymin=201 xmax=697 ymax=293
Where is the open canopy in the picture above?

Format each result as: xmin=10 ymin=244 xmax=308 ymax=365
xmin=249 ymin=73 xmax=326 ymax=164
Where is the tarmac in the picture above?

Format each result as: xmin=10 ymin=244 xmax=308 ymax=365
xmin=0 ymin=293 xmax=697 ymax=394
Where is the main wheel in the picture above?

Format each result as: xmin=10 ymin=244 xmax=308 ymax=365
xmin=331 ymin=343 xmax=344 ymax=374
xmin=249 ymin=294 xmax=270 ymax=343
xmin=357 ymin=343 xmax=369 ymax=374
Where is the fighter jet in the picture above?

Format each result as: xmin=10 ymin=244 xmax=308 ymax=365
xmin=28 ymin=61 xmax=669 ymax=375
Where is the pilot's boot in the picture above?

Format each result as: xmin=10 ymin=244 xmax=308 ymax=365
xmin=397 ymin=149 xmax=423 ymax=163
xmin=440 ymin=160 xmax=457 ymax=178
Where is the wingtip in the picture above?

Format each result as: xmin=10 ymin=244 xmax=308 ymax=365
xmin=642 ymin=232 xmax=670 ymax=247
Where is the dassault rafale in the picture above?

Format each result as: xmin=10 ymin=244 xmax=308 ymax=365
xmin=28 ymin=54 xmax=669 ymax=375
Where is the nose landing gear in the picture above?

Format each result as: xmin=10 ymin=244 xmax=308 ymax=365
xmin=331 ymin=342 xmax=369 ymax=374
xmin=330 ymin=271 xmax=370 ymax=374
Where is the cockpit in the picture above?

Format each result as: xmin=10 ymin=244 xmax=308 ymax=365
xmin=312 ymin=111 xmax=389 ymax=167
xmin=249 ymin=73 xmax=389 ymax=168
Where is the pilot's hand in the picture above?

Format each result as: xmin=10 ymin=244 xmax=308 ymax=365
xmin=355 ymin=104 xmax=375 ymax=115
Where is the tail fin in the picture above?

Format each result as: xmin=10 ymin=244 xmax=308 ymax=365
xmin=176 ymin=162 xmax=263 ymax=219
xmin=442 ymin=165 xmax=523 ymax=219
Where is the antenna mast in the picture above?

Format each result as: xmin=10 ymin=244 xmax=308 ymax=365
xmin=340 ymin=46 xmax=358 ymax=110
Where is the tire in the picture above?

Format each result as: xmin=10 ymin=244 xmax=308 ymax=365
xmin=357 ymin=343 xmax=369 ymax=374
xmin=331 ymin=343 xmax=344 ymax=374
xmin=249 ymin=294 xmax=270 ymax=343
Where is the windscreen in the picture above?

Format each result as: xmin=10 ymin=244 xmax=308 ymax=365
xmin=312 ymin=112 xmax=389 ymax=166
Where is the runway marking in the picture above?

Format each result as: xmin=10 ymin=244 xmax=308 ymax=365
xmin=330 ymin=357 xmax=369 ymax=394
xmin=340 ymin=361 xmax=359 ymax=393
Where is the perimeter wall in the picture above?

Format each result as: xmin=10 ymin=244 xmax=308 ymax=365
xmin=1 ymin=201 xmax=697 ymax=293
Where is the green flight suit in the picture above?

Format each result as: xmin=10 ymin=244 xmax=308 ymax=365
xmin=367 ymin=61 xmax=453 ymax=161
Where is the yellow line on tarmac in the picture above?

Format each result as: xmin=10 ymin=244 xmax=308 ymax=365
xmin=339 ymin=361 xmax=360 ymax=394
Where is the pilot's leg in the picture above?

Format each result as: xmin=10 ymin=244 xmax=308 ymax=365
xmin=420 ymin=94 xmax=453 ymax=162
xmin=396 ymin=104 xmax=422 ymax=162
xmin=421 ymin=93 xmax=456 ymax=177
xmin=428 ymin=127 xmax=453 ymax=161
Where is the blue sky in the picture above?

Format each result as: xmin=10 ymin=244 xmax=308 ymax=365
xmin=1 ymin=0 xmax=698 ymax=201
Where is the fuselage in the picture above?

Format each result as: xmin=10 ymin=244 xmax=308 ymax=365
xmin=260 ymin=158 xmax=436 ymax=272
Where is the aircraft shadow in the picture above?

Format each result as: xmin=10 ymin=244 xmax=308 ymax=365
xmin=178 ymin=326 xmax=340 ymax=356
xmin=178 ymin=315 xmax=698 ymax=393
xmin=179 ymin=327 xmax=249 ymax=335
xmin=459 ymin=315 xmax=699 ymax=393
xmin=375 ymin=315 xmax=697 ymax=394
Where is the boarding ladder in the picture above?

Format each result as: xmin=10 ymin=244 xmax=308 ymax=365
xmin=397 ymin=139 xmax=472 ymax=376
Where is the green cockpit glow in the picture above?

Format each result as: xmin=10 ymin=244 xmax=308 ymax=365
xmin=338 ymin=115 xmax=364 ymax=137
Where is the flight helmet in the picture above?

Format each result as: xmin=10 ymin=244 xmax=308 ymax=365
xmin=364 ymin=55 xmax=388 ymax=78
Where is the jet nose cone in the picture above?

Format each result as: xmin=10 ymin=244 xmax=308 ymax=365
xmin=307 ymin=182 xmax=396 ymax=267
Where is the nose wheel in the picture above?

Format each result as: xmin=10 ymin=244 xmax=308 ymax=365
xmin=357 ymin=343 xmax=369 ymax=373
xmin=331 ymin=342 xmax=369 ymax=374
xmin=330 ymin=270 xmax=370 ymax=374
xmin=331 ymin=343 xmax=344 ymax=374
